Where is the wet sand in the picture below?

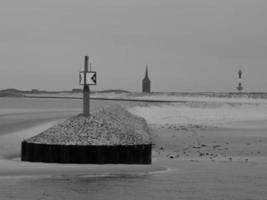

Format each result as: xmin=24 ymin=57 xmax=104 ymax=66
xmin=151 ymin=123 xmax=267 ymax=162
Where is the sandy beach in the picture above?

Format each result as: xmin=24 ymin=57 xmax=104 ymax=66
xmin=0 ymin=97 xmax=267 ymax=199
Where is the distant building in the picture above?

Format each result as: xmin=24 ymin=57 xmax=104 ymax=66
xmin=72 ymin=88 xmax=82 ymax=93
xmin=142 ymin=66 xmax=151 ymax=93
xmin=31 ymin=89 xmax=39 ymax=94
xmin=237 ymin=69 xmax=244 ymax=92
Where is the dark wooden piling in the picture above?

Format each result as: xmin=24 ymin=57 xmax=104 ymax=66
xmin=21 ymin=141 xmax=152 ymax=164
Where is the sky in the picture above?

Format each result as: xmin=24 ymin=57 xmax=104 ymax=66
xmin=0 ymin=0 xmax=267 ymax=92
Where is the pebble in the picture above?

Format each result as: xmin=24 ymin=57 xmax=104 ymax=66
xmin=26 ymin=105 xmax=151 ymax=145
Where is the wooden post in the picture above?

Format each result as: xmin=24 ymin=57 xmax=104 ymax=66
xmin=83 ymin=56 xmax=90 ymax=117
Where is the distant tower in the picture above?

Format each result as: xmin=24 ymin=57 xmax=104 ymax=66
xmin=142 ymin=66 xmax=151 ymax=93
xmin=237 ymin=69 xmax=244 ymax=92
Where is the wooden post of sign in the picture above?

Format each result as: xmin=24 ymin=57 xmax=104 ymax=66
xmin=83 ymin=56 xmax=90 ymax=117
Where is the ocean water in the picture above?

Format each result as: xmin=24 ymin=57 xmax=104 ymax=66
xmin=0 ymin=97 xmax=267 ymax=200
xmin=0 ymin=97 xmax=131 ymax=110
xmin=0 ymin=98 xmax=135 ymax=135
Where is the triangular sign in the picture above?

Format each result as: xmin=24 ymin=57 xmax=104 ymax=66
xmin=91 ymin=73 xmax=96 ymax=84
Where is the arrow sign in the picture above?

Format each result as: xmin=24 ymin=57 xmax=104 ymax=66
xmin=79 ymin=71 xmax=97 ymax=85
xmin=91 ymin=73 xmax=96 ymax=84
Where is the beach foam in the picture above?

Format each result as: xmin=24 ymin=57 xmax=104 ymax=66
xmin=128 ymin=102 xmax=267 ymax=126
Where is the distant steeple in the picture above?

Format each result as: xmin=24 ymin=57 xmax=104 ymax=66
xmin=142 ymin=65 xmax=151 ymax=93
xmin=144 ymin=66 xmax=149 ymax=79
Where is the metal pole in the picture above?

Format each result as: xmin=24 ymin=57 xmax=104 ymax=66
xmin=83 ymin=56 xmax=90 ymax=117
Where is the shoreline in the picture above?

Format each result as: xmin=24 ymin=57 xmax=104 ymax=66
xmin=8 ymin=94 xmax=267 ymax=104
xmin=0 ymin=104 xmax=266 ymax=178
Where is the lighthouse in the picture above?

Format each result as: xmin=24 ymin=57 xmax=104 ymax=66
xmin=237 ymin=69 xmax=244 ymax=92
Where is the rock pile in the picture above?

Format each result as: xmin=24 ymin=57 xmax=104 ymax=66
xmin=26 ymin=105 xmax=151 ymax=145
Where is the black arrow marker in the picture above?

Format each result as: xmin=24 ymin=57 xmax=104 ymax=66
xmin=91 ymin=73 xmax=96 ymax=84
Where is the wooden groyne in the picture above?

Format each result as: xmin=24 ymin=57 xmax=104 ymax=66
xmin=21 ymin=142 xmax=152 ymax=164
xmin=21 ymin=105 xmax=152 ymax=164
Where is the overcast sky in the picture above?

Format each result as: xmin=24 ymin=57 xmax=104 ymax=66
xmin=0 ymin=0 xmax=267 ymax=92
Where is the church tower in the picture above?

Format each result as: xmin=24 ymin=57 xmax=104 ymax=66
xmin=142 ymin=66 xmax=151 ymax=93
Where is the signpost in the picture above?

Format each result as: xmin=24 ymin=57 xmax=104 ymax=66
xmin=80 ymin=56 xmax=97 ymax=117
xmin=79 ymin=72 xmax=97 ymax=85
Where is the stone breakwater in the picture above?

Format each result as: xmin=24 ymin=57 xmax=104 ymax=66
xmin=21 ymin=105 xmax=152 ymax=164
xmin=26 ymin=105 xmax=151 ymax=145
